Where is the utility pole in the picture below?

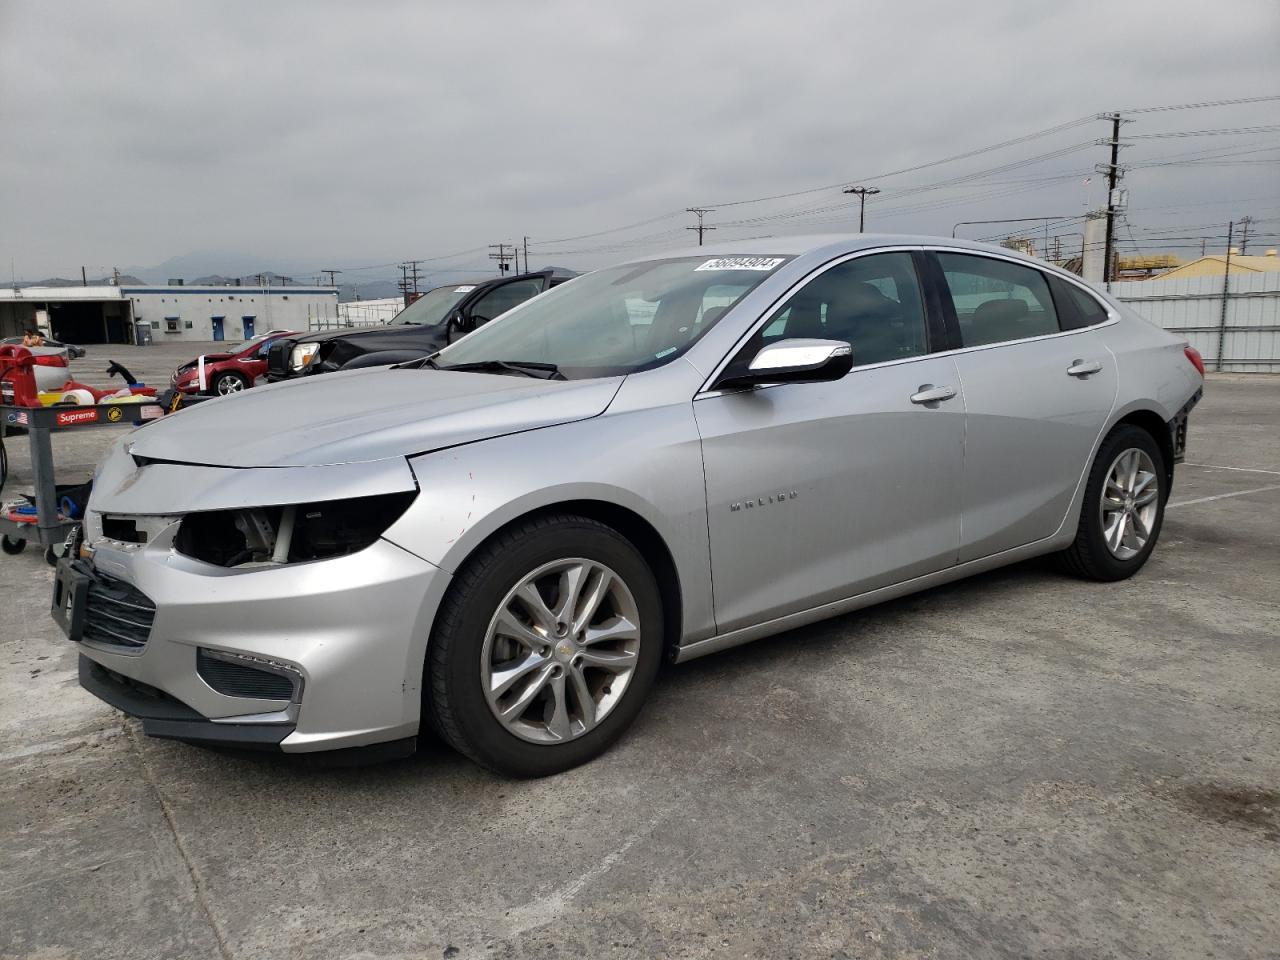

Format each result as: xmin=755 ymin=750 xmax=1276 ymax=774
xmin=321 ymin=268 xmax=341 ymax=288
xmin=1217 ymin=220 xmax=1234 ymax=372
xmin=402 ymin=260 xmax=423 ymax=294
xmin=488 ymin=243 xmax=514 ymax=274
xmin=1239 ymin=216 xmax=1253 ymax=255
xmin=842 ymin=186 xmax=881 ymax=232
xmin=1098 ymin=112 xmax=1130 ymax=288
xmin=523 ymin=236 xmax=530 ymax=273
xmin=81 ymin=266 xmax=87 ymax=287
xmin=686 ymin=208 xmax=716 ymax=246
xmin=397 ymin=264 xmax=412 ymax=306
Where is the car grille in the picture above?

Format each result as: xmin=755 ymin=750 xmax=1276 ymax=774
xmin=196 ymin=649 xmax=296 ymax=701
xmin=83 ymin=574 xmax=157 ymax=651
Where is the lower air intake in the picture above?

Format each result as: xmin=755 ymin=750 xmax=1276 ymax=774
xmin=196 ymin=649 xmax=296 ymax=701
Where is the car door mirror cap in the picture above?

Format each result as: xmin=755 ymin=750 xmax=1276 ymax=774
xmin=714 ymin=338 xmax=853 ymax=390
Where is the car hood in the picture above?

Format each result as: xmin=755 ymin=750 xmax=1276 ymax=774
xmin=128 ymin=367 xmax=625 ymax=468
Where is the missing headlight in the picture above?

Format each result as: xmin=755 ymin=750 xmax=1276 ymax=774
xmin=174 ymin=492 xmax=416 ymax=568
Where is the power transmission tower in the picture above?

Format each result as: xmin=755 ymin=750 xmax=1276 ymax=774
xmin=321 ymin=268 xmax=341 ymax=288
xmin=1098 ymin=112 xmax=1131 ymax=288
xmin=842 ymin=186 xmax=880 ymax=231
xmin=489 ymin=243 xmax=514 ymax=274
xmin=1239 ymin=216 xmax=1254 ymax=254
xmin=686 ymin=208 xmax=716 ymax=246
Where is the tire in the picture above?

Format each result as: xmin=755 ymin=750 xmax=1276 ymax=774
xmin=427 ymin=513 xmax=663 ymax=777
xmin=1 ymin=535 xmax=25 ymax=555
xmin=1058 ymin=424 xmax=1167 ymax=581
xmin=210 ymin=372 xmax=248 ymax=396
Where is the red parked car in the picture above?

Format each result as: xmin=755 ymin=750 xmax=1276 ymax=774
xmin=170 ymin=331 xmax=298 ymax=396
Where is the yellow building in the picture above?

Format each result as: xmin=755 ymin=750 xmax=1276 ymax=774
xmin=1153 ymin=249 xmax=1280 ymax=280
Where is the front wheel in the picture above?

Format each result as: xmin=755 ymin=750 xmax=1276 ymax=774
xmin=211 ymin=372 xmax=248 ymax=396
xmin=1058 ymin=424 xmax=1167 ymax=581
xmin=426 ymin=514 xmax=663 ymax=777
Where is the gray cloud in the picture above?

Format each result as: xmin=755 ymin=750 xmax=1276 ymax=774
xmin=2 ymin=0 xmax=1277 ymax=281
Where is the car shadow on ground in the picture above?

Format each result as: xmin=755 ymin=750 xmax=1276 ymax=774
xmin=141 ymin=557 xmax=1063 ymax=791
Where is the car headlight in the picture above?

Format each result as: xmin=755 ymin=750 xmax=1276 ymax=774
xmin=290 ymin=343 xmax=320 ymax=372
xmin=173 ymin=492 xmax=417 ymax=568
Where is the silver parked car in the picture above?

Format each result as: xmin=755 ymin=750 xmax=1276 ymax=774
xmin=55 ymin=235 xmax=1204 ymax=776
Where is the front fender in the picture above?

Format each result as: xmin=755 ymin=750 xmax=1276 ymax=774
xmin=381 ymin=404 xmax=716 ymax=643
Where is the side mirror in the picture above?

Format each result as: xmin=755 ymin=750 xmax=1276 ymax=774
xmin=714 ymin=338 xmax=853 ymax=390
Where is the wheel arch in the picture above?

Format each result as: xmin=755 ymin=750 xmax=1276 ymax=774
xmin=1111 ymin=408 xmax=1175 ymax=490
xmin=443 ymin=498 xmax=685 ymax=660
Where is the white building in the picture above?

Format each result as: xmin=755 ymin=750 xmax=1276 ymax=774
xmin=336 ymin=297 xmax=405 ymax=327
xmin=0 ymin=282 xmax=338 ymax=344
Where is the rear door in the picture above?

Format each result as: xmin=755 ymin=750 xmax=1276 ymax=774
xmin=928 ymin=251 xmax=1118 ymax=561
xmin=694 ymin=250 xmax=965 ymax=632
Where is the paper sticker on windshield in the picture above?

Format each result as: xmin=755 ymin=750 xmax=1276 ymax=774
xmin=454 ymin=285 xmax=476 ymax=293
xmin=695 ymin=257 xmax=785 ymax=272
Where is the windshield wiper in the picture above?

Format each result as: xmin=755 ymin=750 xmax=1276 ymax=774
xmin=437 ymin=359 xmax=566 ymax=380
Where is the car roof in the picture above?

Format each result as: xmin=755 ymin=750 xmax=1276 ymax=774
xmin=616 ymin=232 xmax=1053 ymax=270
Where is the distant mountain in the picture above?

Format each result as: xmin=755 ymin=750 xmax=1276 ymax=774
xmin=19 ymin=274 xmax=145 ymax=287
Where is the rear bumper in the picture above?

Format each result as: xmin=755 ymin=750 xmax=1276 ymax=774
xmin=1168 ymin=386 xmax=1203 ymax=464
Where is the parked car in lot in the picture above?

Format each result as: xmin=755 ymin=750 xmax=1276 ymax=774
xmin=265 ymin=269 xmax=573 ymax=380
xmin=1 ymin=336 xmax=87 ymax=361
xmin=56 ymin=235 xmax=1203 ymax=776
xmin=170 ymin=331 xmax=298 ymax=395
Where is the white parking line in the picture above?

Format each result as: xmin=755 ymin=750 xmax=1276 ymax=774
xmin=1185 ymin=463 xmax=1280 ymax=476
xmin=1168 ymin=483 xmax=1280 ymax=509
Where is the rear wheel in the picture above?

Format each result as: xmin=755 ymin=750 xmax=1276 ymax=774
xmin=427 ymin=514 xmax=662 ymax=777
xmin=1058 ymin=424 xmax=1167 ymax=581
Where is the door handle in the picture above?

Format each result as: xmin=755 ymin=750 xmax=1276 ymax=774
xmin=910 ymin=384 xmax=957 ymax=405
xmin=1067 ymin=359 xmax=1102 ymax=377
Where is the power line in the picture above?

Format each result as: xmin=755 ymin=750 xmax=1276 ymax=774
xmin=1117 ymin=94 xmax=1280 ymax=114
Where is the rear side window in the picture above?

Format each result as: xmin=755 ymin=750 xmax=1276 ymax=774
xmin=1050 ymin=276 xmax=1111 ymax=330
xmin=936 ymin=253 xmax=1060 ymax=347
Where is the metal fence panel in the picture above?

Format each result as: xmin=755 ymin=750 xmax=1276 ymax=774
xmin=1110 ymin=272 xmax=1280 ymax=372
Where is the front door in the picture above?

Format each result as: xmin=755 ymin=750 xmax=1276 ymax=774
xmin=929 ymin=251 xmax=1118 ymax=560
xmin=694 ymin=251 xmax=965 ymax=633
xmin=211 ymin=316 xmax=224 ymax=341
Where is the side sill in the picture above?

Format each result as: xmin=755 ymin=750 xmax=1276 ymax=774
xmin=673 ymin=536 xmax=1065 ymax=663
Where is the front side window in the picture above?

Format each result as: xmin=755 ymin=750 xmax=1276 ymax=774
xmin=730 ymin=252 xmax=930 ymax=374
xmin=937 ymin=253 xmax=1059 ymax=346
xmin=468 ymin=278 xmax=546 ymax=323
xmin=393 ymin=285 xmax=472 ymax=327
xmin=435 ymin=255 xmax=790 ymax=379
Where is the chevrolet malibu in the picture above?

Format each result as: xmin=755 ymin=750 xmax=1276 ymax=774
xmin=54 ymin=235 xmax=1203 ymax=776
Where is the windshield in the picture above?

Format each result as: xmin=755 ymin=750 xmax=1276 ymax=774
xmin=393 ymin=284 xmax=474 ymax=326
xmin=435 ymin=255 xmax=789 ymax=378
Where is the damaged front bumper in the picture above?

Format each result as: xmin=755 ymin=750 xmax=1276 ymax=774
xmin=55 ymin=446 xmax=452 ymax=754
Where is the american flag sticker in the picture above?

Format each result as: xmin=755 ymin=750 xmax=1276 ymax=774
xmin=6 ymin=410 xmax=28 ymax=426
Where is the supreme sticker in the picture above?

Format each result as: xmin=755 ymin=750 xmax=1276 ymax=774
xmin=55 ymin=409 xmax=99 ymax=426
xmin=695 ymin=257 xmax=785 ymax=272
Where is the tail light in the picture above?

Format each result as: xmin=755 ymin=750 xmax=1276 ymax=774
xmin=32 ymin=354 xmax=68 ymax=368
xmin=1183 ymin=345 xmax=1205 ymax=377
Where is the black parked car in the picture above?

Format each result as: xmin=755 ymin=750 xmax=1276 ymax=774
xmin=266 ymin=269 xmax=574 ymax=380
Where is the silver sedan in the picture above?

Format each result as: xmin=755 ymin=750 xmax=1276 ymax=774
xmin=56 ymin=235 xmax=1204 ymax=776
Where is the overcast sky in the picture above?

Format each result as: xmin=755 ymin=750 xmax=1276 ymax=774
xmin=2 ymin=0 xmax=1277 ymax=284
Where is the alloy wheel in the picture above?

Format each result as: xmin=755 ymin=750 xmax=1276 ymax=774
xmin=1099 ymin=447 xmax=1159 ymax=560
xmin=480 ymin=558 xmax=642 ymax=744
xmin=216 ymin=375 xmax=244 ymax=395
